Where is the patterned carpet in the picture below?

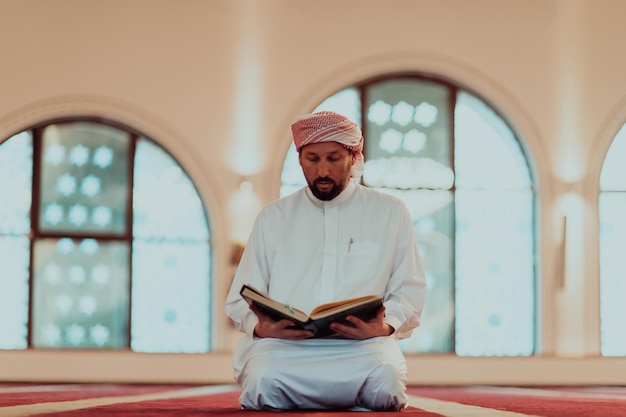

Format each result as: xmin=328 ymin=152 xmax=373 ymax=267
xmin=0 ymin=383 xmax=625 ymax=416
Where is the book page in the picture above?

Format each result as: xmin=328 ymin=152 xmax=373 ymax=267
xmin=309 ymin=295 xmax=380 ymax=317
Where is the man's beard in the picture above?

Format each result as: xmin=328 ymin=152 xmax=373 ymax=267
xmin=308 ymin=177 xmax=346 ymax=201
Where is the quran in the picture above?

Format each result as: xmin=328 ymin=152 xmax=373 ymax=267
xmin=240 ymin=284 xmax=383 ymax=338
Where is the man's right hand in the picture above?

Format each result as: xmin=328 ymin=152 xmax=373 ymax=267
xmin=250 ymin=305 xmax=314 ymax=339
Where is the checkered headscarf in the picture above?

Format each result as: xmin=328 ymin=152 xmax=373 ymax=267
xmin=291 ymin=111 xmax=364 ymax=181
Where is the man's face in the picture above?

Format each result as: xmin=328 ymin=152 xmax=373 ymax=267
xmin=299 ymin=141 xmax=356 ymax=201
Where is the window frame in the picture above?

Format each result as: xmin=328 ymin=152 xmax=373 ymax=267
xmin=1 ymin=116 xmax=214 ymax=352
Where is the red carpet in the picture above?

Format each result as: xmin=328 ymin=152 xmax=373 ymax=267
xmin=0 ymin=383 xmax=624 ymax=416
xmin=405 ymin=386 xmax=626 ymax=417
xmin=0 ymin=385 xmax=188 ymax=407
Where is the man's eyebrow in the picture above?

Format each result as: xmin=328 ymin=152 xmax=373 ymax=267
xmin=304 ymin=150 xmax=343 ymax=157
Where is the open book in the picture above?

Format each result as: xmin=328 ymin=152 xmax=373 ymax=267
xmin=240 ymin=284 xmax=383 ymax=338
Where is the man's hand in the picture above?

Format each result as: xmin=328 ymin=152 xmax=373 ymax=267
xmin=250 ymin=305 xmax=314 ymax=340
xmin=328 ymin=306 xmax=394 ymax=340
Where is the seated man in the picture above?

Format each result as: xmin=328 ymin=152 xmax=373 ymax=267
xmin=225 ymin=111 xmax=427 ymax=411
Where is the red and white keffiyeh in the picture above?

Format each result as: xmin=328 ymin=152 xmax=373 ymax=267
xmin=291 ymin=111 xmax=364 ymax=181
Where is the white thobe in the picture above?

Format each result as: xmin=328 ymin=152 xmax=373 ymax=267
xmin=225 ymin=181 xmax=427 ymax=410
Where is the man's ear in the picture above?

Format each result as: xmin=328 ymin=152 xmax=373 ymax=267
xmin=350 ymin=151 xmax=357 ymax=165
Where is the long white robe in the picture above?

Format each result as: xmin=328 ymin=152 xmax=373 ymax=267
xmin=225 ymin=181 xmax=427 ymax=410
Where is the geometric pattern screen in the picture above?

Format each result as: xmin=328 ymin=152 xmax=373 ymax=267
xmin=281 ymin=77 xmax=536 ymax=356
xmin=0 ymin=121 xmax=211 ymax=352
xmin=599 ymin=123 xmax=626 ymax=356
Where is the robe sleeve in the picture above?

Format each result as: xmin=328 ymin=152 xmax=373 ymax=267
xmin=382 ymin=201 xmax=428 ymax=340
xmin=225 ymin=208 xmax=272 ymax=338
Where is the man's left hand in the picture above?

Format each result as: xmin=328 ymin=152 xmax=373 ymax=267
xmin=328 ymin=306 xmax=394 ymax=339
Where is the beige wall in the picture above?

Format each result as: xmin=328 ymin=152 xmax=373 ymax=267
xmin=1 ymin=0 xmax=626 ymax=384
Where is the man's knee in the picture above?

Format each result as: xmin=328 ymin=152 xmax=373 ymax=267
xmin=239 ymin=356 xmax=292 ymax=410
xmin=359 ymin=362 xmax=408 ymax=411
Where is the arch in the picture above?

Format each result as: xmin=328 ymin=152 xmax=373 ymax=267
xmin=0 ymin=98 xmax=224 ymax=352
xmin=267 ymin=51 xmax=555 ymax=352
xmin=0 ymin=95 xmax=224 ymax=238
xmin=586 ymin=94 xmax=626 ymax=193
xmin=576 ymin=94 xmax=626 ymax=356
xmin=592 ymin=94 xmax=626 ymax=356
xmin=268 ymin=50 xmax=548 ymax=196
xmin=0 ymin=95 xmax=228 ymax=291
xmin=275 ymin=62 xmax=540 ymax=355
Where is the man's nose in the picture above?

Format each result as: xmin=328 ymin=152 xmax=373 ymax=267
xmin=317 ymin=161 xmax=331 ymax=176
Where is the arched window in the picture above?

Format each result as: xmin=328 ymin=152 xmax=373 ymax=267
xmin=0 ymin=119 xmax=212 ymax=353
xmin=599 ymin=123 xmax=626 ymax=356
xmin=281 ymin=76 xmax=536 ymax=356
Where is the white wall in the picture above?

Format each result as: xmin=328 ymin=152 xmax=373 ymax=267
xmin=1 ymin=0 xmax=626 ymax=385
